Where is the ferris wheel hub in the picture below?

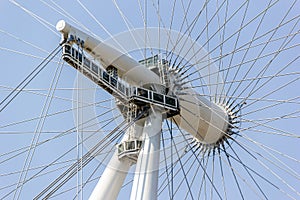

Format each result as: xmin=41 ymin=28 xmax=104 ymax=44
xmin=57 ymin=20 xmax=231 ymax=146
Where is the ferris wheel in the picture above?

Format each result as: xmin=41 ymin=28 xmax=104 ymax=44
xmin=0 ymin=1 xmax=299 ymax=200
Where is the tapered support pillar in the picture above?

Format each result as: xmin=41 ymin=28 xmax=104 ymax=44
xmin=130 ymin=108 xmax=162 ymax=200
xmin=89 ymin=151 xmax=131 ymax=200
xmin=89 ymin=125 xmax=143 ymax=200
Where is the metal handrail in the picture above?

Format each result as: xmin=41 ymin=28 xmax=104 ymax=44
xmin=62 ymin=43 xmax=180 ymax=113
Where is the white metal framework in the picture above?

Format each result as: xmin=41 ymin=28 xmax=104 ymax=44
xmin=0 ymin=1 xmax=299 ymax=200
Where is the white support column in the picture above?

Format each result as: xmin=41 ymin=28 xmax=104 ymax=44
xmin=130 ymin=108 xmax=162 ymax=200
xmin=89 ymin=150 xmax=131 ymax=200
xmin=89 ymin=125 xmax=143 ymax=200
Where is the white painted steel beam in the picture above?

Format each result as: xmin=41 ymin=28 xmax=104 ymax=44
xmin=130 ymin=108 xmax=162 ymax=200
xmin=89 ymin=125 xmax=143 ymax=200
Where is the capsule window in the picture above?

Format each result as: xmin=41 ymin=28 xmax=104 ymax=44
xmin=64 ymin=45 xmax=71 ymax=54
xmin=78 ymin=52 xmax=82 ymax=62
xmin=153 ymin=93 xmax=164 ymax=103
xmin=103 ymin=71 xmax=109 ymax=82
xmin=71 ymin=48 xmax=75 ymax=57
xmin=137 ymin=88 xmax=148 ymax=98
xmin=118 ymin=82 xmax=125 ymax=93
xmin=125 ymin=141 xmax=135 ymax=151
xmin=132 ymin=87 xmax=137 ymax=96
xmin=165 ymin=96 xmax=176 ymax=106
xmin=92 ymin=63 xmax=98 ymax=74
xmin=98 ymin=68 xmax=102 ymax=77
xmin=111 ymin=77 xmax=117 ymax=87
xmin=71 ymin=49 xmax=78 ymax=60
xmin=84 ymin=58 xmax=90 ymax=68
